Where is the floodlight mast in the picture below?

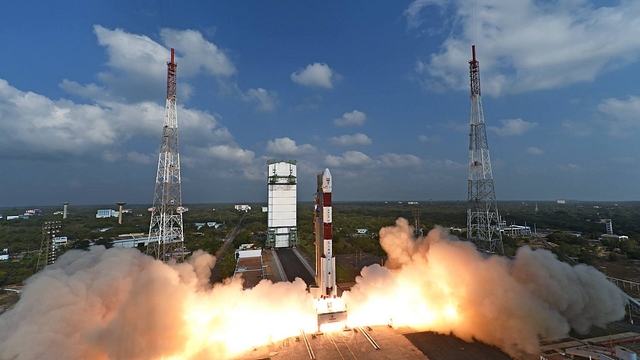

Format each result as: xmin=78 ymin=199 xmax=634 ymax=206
xmin=147 ymin=48 xmax=187 ymax=262
xmin=466 ymin=45 xmax=504 ymax=255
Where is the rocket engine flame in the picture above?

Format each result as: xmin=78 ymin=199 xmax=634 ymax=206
xmin=0 ymin=218 xmax=628 ymax=359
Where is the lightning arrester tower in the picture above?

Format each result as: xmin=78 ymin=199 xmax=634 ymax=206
xmin=148 ymin=48 xmax=187 ymax=262
xmin=466 ymin=45 xmax=504 ymax=255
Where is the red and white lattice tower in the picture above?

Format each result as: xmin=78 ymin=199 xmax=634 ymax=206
xmin=466 ymin=45 xmax=504 ymax=255
xmin=147 ymin=48 xmax=187 ymax=262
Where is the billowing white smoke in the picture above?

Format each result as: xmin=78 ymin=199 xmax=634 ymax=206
xmin=343 ymin=218 xmax=628 ymax=356
xmin=0 ymin=219 xmax=628 ymax=359
xmin=0 ymin=247 xmax=316 ymax=360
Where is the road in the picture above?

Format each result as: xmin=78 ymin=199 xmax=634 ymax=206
xmin=210 ymin=213 xmax=246 ymax=284
xmin=276 ymin=248 xmax=316 ymax=285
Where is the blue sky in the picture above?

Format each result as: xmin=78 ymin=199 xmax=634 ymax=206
xmin=0 ymin=0 xmax=638 ymax=206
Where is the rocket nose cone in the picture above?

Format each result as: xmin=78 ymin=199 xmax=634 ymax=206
xmin=323 ymin=168 xmax=332 ymax=178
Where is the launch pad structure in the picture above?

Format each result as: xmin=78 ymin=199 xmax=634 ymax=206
xmin=266 ymin=160 xmax=298 ymax=248
xmin=466 ymin=45 xmax=504 ymax=255
xmin=147 ymin=48 xmax=187 ymax=262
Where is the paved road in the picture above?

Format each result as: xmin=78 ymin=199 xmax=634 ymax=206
xmin=276 ymin=248 xmax=316 ymax=285
xmin=210 ymin=213 xmax=246 ymax=284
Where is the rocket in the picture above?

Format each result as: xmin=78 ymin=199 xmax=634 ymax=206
xmin=317 ymin=168 xmax=336 ymax=297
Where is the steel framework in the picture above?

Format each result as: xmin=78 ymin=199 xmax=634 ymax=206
xmin=36 ymin=221 xmax=61 ymax=272
xmin=466 ymin=45 xmax=504 ymax=255
xmin=147 ymin=48 xmax=187 ymax=262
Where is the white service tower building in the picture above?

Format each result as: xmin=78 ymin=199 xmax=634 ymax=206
xmin=267 ymin=160 xmax=298 ymax=248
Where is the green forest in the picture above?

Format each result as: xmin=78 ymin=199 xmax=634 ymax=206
xmin=1 ymin=200 xmax=639 ymax=286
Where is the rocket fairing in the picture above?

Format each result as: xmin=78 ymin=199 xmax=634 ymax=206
xmin=318 ymin=168 xmax=337 ymax=297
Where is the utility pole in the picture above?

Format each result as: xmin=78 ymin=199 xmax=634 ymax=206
xmin=466 ymin=45 xmax=504 ymax=255
xmin=147 ymin=48 xmax=187 ymax=262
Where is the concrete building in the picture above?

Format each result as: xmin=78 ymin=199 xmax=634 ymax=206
xmin=233 ymin=247 xmax=264 ymax=290
xmin=96 ymin=209 xmax=118 ymax=218
xmin=266 ymin=160 xmax=298 ymax=248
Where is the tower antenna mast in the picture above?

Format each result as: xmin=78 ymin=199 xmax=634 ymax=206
xmin=148 ymin=48 xmax=187 ymax=262
xmin=466 ymin=45 xmax=504 ymax=255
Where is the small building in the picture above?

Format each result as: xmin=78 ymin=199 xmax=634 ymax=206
xmin=24 ymin=209 xmax=42 ymax=216
xmin=6 ymin=216 xmax=19 ymax=220
xmin=53 ymin=236 xmax=68 ymax=245
xmin=556 ymin=199 xmax=566 ymax=204
xmin=502 ymin=224 xmax=532 ymax=237
xmin=195 ymin=222 xmax=206 ymax=230
xmin=262 ymin=206 xmax=268 ymax=213
xmin=233 ymin=247 xmax=264 ymax=290
xmin=355 ymin=228 xmax=368 ymax=235
xmin=235 ymin=205 xmax=251 ymax=212
xmin=96 ymin=209 xmax=118 ymax=218
xmin=18 ymin=215 xmax=29 ymax=220
xmin=207 ymin=222 xmax=222 ymax=229
xmin=0 ymin=248 xmax=8 ymax=261
xmin=600 ymin=234 xmax=629 ymax=242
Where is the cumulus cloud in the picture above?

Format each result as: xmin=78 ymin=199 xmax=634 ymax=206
xmin=330 ymin=133 xmax=372 ymax=146
xmin=526 ymin=147 xmax=544 ymax=155
xmin=407 ymin=0 xmax=640 ymax=96
xmin=291 ymin=63 xmax=336 ymax=88
xmin=324 ymin=151 xmax=423 ymax=169
xmin=378 ymin=153 xmax=422 ymax=168
xmin=265 ymin=137 xmax=315 ymax=155
xmin=242 ymin=88 xmax=278 ymax=112
xmin=488 ymin=118 xmax=537 ymax=137
xmin=558 ymin=163 xmax=583 ymax=172
xmin=597 ymin=95 xmax=640 ymax=137
xmin=334 ymin=110 xmax=367 ymax=127
xmin=325 ymin=151 xmax=374 ymax=167
xmin=418 ymin=134 xmax=441 ymax=143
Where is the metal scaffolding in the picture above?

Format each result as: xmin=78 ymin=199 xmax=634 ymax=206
xmin=36 ymin=221 xmax=61 ymax=272
xmin=147 ymin=48 xmax=187 ymax=262
xmin=466 ymin=45 xmax=504 ymax=255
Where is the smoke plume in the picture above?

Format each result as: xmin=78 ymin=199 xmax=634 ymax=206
xmin=343 ymin=218 xmax=628 ymax=356
xmin=0 ymin=219 xmax=628 ymax=359
xmin=0 ymin=246 xmax=316 ymax=360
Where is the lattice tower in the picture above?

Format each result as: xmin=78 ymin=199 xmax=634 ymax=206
xmin=466 ymin=45 xmax=504 ymax=255
xmin=148 ymin=48 xmax=187 ymax=262
xmin=36 ymin=221 xmax=61 ymax=272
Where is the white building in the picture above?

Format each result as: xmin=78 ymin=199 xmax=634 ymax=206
xmin=267 ymin=160 xmax=298 ymax=248
xmin=96 ymin=209 xmax=118 ymax=218
xmin=53 ymin=236 xmax=68 ymax=245
xmin=235 ymin=205 xmax=251 ymax=212
xmin=0 ymin=248 xmax=8 ymax=261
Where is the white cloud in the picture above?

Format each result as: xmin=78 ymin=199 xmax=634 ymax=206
xmin=526 ymin=147 xmax=544 ymax=155
xmin=291 ymin=63 xmax=335 ymax=88
xmin=330 ymin=133 xmax=372 ymax=146
xmin=407 ymin=0 xmax=640 ymax=96
xmin=418 ymin=134 xmax=441 ymax=143
xmin=597 ymin=95 xmax=640 ymax=137
xmin=127 ymin=151 xmax=155 ymax=164
xmin=265 ymin=137 xmax=316 ymax=155
xmin=242 ymin=88 xmax=278 ymax=112
xmin=324 ymin=151 xmax=423 ymax=168
xmin=488 ymin=118 xmax=537 ymax=137
xmin=561 ymin=119 xmax=592 ymax=137
xmin=159 ymin=28 xmax=236 ymax=77
xmin=324 ymin=151 xmax=374 ymax=167
xmin=333 ymin=110 xmax=367 ymax=127
xmin=204 ymin=145 xmax=256 ymax=164
xmin=377 ymin=153 xmax=422 ymax=168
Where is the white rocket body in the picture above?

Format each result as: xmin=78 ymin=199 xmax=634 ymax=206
xmin=319 ymin=168 xmax=336 ymax=297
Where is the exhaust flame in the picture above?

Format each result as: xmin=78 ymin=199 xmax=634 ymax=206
xmin=0 ymin=218 xmax=628 ymax=359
